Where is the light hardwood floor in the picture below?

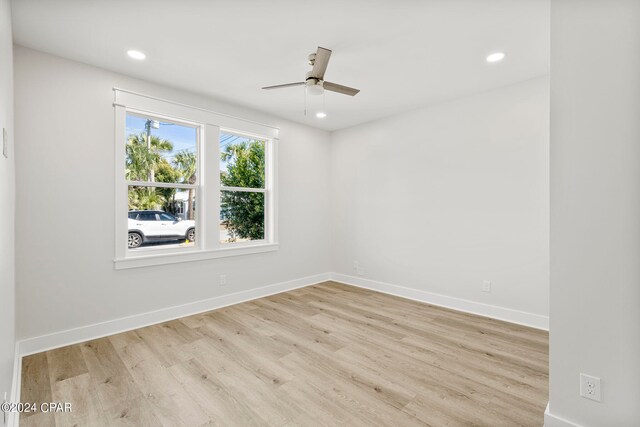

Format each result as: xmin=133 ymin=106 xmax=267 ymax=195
xmin=20 ymin=281 xmax=548 ymax=426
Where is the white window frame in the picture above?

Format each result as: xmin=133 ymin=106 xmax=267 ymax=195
xmin=113 ymin=88 xmax=279 ymax=269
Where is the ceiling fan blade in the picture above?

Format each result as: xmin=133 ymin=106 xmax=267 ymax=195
xmin=262 ymin=82 xmax=305 ymax=90
xmin=310 ymin=47 xmax=332 ymax=79
xmin=323 ymin=81 xmax=360 ymax=96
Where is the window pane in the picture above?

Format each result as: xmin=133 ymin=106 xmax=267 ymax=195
xmin=220 ymin=191 xmax=264 ymax=244
xmin=128 ymin=186 xmax=196 ymax=250
xmin=220 ymin=133 xmax=265 ymax=189
xmin=159 ymin=212 xmax=177 ymax=221
xmin=138 ymin=212 xmax=157 ymax=221
xmin=125 ymin=114 xmax=197 ymax=185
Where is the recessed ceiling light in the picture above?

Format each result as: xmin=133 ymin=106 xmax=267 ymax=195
xmin=486 ymin=52 xmax=505 ymax=63
xmin=127 ymin=50 xmax=146 ymax=60
xmin=316 ymin=112 xmax=327 ymax=119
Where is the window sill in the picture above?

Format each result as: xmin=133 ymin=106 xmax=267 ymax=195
xmin=114 ymin=243 xmax=279 ymax=270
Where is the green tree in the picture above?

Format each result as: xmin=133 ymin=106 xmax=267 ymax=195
xmin=125 ymin=133 xmax=173 ymax=210
xmin=125 ymin=133 xmax=173 ymax=181
xmin=155 ymin=160 xmax=181 ymax=205
xmin=128 ymin=186 xmax=165 ymax=210
xmin=173 ymin=150 xmax=197 ymax=220
xmin=220 ymin=140 xmax=265 ymax=240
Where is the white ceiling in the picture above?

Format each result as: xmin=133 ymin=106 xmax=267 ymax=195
xmin=10 ymin=0 xmax=549 ymax=131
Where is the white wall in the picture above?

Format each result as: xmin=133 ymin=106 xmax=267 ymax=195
xmin=0 ymin=0 xmax=16 ymax=407
xmin=548 ymin=1 xmax=640 ymax=426
xmin=14 ymin=46 xmax=332 ymax=341
xmin=330 ymin=77 xmax=549 ymax=323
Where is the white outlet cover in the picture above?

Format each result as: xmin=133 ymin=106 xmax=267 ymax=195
xmin=580 ymin=373 xmax=601 ymax=402
xmin=482 ymin=280 xmax=491 ymax=292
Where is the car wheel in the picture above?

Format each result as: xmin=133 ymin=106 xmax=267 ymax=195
xmin=186 ymin=228 xmax=196 ymax=242
xmin=128 ymin=232 xmax=143 ymax=248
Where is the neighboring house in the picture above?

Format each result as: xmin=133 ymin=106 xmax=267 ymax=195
xmin=171 ymin=189 xmax=194 ymax=220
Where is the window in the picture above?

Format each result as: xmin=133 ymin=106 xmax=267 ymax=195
xmin=220 ymin=133 xmax=266 ymax=244
xmin=114 ymin=89 xmax=278 ymax=269
xmin=124 ymin=112 xmax=199 ymax=251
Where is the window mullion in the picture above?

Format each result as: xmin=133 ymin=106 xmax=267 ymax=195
xmin=204 ymin=124 xmax=221 ymax=250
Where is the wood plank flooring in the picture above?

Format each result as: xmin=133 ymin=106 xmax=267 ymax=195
xmin=20 ymin=281 xmax=548 ymax=426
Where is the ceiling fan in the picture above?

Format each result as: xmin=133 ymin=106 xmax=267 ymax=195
xmin=262 ymin=47 xmax=360 ymax=97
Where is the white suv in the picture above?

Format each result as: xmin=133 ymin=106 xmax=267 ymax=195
xmin=128 ymin=210 xmax=196 ymax=249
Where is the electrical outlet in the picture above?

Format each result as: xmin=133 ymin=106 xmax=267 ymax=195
xmin=482 ymin=280 xmax=491 ymax=292
xmin=580 ymin=373 xmax=601 ymax=402
xmin=353 ymin=260 xmax=364 ymax=276
xmin=219 ymin=274 xmax=227 ymax=286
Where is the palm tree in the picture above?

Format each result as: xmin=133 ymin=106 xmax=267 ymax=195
xmin=125 ymin=133 xmax=173 ymax=210
xmin=125 ymin=133 xmax=173 ymax=181
xmin=173 ymin=150 xmax=197 ymax=219
xmin=128 ymin=186 xmax=165 ymax=210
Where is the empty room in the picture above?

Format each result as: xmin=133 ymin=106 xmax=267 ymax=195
xmin=0 ymin=0 xmax=639 ymax=426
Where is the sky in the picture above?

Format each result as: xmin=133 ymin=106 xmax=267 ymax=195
xmin=126 ymin=114 xmax=197 ymax=164
xmin=126 ymin=113 xmax=254 ymax=170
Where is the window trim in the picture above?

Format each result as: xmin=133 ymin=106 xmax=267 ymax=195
xmin=113 ymin=88 xmax=279 ymax=269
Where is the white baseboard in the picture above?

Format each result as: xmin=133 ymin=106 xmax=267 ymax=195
xmin=16 ymin=272 xmax=548 ymax=358
xmin=330 ymin=273 xmax=549 ymax=330
xmin=544 ymin=403 xmax=583 ymax=427
xmin=17 ymin=272 xmax=331 ymax=357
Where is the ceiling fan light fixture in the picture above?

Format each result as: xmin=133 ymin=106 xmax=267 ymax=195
xmin=305 ymin=83 xmax=324 ymax=96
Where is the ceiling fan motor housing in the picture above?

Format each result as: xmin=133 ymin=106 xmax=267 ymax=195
xmin=304 ymin=72 xmax=324 ymax=95
xmin=305 ymin=72 xmax=322 ymax=85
